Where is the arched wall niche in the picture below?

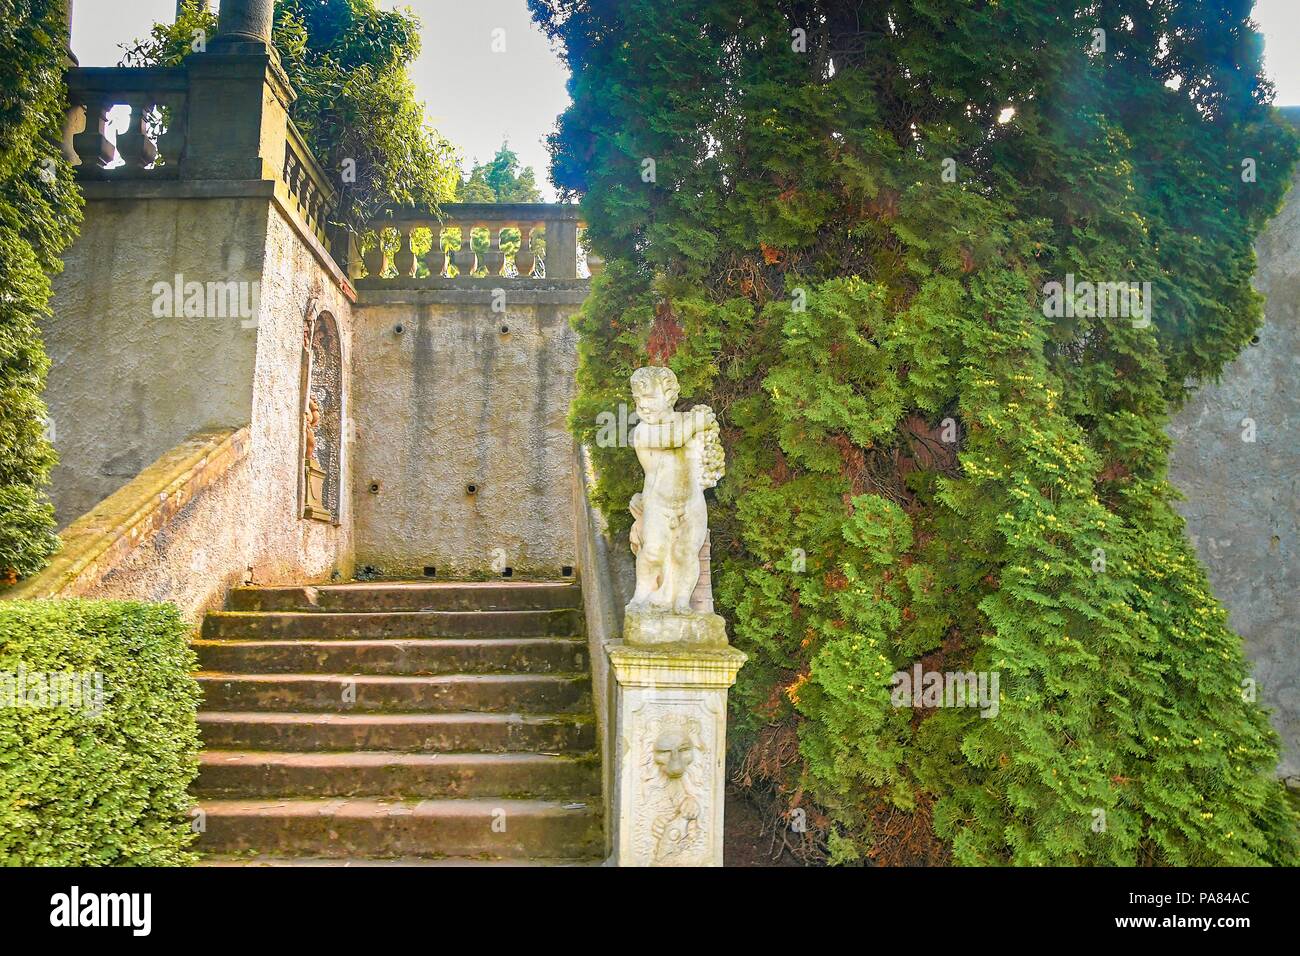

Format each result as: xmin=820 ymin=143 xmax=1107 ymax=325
xmin=300 ymin=309 xmax=343 ymax=524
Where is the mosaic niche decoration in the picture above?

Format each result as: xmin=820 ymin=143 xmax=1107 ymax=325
xmin=301 ymin=310 xmax=342 ymax=523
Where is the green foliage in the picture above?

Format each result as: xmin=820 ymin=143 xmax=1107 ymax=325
xmin=534 ymin=0 xmax=1300 ymax=865
xmin=446 ymin=144 xmax=545 ymax=262
xmin=123 ymin=0 xmax=459 ymax=230
xmin=457 ymin=144 xmax=544 ymax=203
xmin=0 ymin=600 xmax=201 ymax=865
xmin=0 ymin=0 xmax=83 ymax=580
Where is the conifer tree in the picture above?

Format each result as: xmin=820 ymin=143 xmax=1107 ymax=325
xmin=0 ymin=0 xmax=82 ymax=581
xmin=531 ymin=0 xmax=1299 ymax=864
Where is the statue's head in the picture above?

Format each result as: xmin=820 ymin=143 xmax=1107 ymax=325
xmin=630 ymin=366 xmax=679 ymax=419
xmin=653 ymin=727 xmax=696 ymax=779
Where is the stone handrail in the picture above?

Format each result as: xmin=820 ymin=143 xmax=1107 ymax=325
xmin=2 ymin=428 xmax=250 ymax=602
xmin=64 ymin=66 xmax=190 ymax=178
xmin=283 ymin=118 xmax=338 ymax=248
xmin=357 ymin=203 xmax=596 ymax=284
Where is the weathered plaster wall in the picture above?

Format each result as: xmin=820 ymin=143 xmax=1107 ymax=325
xmin=351 ymin=291 xmax=581 ymax=578
xmin=43 ymin=187 xmax=355 ymax=616
xmin=79 ymin=435 xmax=264 ymax=619
xmin=45 ymin=191 xmax=268 ymax=523
xmin=1169 ymin=154 xmax=1300 ymax=783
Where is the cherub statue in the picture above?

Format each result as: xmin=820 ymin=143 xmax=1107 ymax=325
xmin=304 ymin=396 xmax=322 ymax=468
xmin=626 ymin=366 xmax=724 ymax=614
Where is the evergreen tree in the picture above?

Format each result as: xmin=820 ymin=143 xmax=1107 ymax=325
xmin=450 ymin=144 xmax=545 ymax=264
xmin=531 ymin=0 xmax=1299 ymax=865
xmin=0 ymin=0 xmax=83 ymax=581
xmin=457 ymin=144 xmax=544 ymax=203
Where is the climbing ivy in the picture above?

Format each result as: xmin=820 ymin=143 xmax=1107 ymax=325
xmin=531 ymin=0 xmax=1299 ymax=864
xmin=0 ymin=0 xmax=83 ymax=581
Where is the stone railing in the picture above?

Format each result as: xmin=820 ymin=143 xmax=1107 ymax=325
xmin=61 ymin=60 xmax=348 ymax=272
xmin=356 ymin=203 xmax=599 ymax=285
xmin=282 ymin=119 xmax=338 ymax=248
xmin=64 ymin=66 xmax=189 ymax=178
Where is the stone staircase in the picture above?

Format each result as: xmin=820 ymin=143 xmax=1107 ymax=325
xmin=191 ymin=581 xmax=603 ymax=865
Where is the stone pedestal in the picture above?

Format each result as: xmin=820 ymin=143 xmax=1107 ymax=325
xmin=609 ymin=636 xmax=746 ymax=867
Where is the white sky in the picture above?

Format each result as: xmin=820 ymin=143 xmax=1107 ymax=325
xmin=71 ymin=0 xmax=1300 ymax=203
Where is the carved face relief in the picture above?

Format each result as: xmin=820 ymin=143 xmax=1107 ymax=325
xmin=653 ymin=728 xmax=696 ymax=779
xmin=633 ymin=711 xmax=711 ymax=865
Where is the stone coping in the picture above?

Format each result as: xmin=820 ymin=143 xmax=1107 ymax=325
xmin=607 ymin=641 xmax=747 ymax=690
xmin=356 ymin=279 xmax=590 ymax=307
xmin=3 ymin=427 xmax=250 ymax=601
xmin=77 ymin=180 xmax=357 ymax=301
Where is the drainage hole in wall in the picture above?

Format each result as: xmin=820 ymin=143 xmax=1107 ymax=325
xmin=501 ymin=567 xmax=513 ymax=578
xmin=1250 ymin=334 xmax=1260 ymax=346
xmin=500 ymin=325 xmax=510 ymax=335
xmin=369 ymin=481 xmax=381 ymax=494
xmin=466 ymin=483 xmax=478 ymax=495
xmin=423 ymin=566 xmax=437 ymax=578
xmin=395 ymin=323 xmax=405 ymax=334
xmin=562 ymin=565 xmax=574 ymax=577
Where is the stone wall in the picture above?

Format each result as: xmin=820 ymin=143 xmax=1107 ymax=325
xmin=45 ymin=186 xmax=269 ymax=523
xmin=41 ymin=185 xmax=356 ymax=616
xmin=350 ymin=286 xmax=583 ymax=578
xmin=1169 ymin=120 xmax=1300 ymax=782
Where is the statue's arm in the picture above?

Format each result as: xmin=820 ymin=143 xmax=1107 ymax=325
xmin=633 ymin=416 xmax=690 ymax=449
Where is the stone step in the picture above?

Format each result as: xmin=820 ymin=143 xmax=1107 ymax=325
xmin=195 ymin=751 xmax=601 ymax=800
xmin=197 ymin=673 xmax=591 ymax=714
xmin=194 ymin=798 xmax=604 ymax=860
xmin=202 ymin=609 xmax=581 ymax=641
xmin=230 ymin=582 xmax=581 ymax=613
xmin=198 ymin=855 xmax=600 ymax=867
xmin=198 ymin=711 xmax=596 ymax=753
xmin=194 ymin=638 xmax=587 ymax=676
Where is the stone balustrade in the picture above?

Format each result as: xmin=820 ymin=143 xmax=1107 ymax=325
xmin=282 ymin=120 xmax=339 ymax=248
xmin=357 ymin=203 xmax=595 ymax=285
xmin=64 ymin=67 xmax=189 ymax=178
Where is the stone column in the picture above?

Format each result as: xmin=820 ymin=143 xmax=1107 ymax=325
xmin=182 ymin=0 xmax=294 ymax=183
xmin=213 ymin=0 xmax=274 ymax=49
xmin=609 ymin=640 xmax=746 ymax=866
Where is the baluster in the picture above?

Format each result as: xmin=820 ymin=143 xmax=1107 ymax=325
xmin=427 ymin=225 xmax=446 ymax=277
xmin=306 ymin=183 xmax=321 ymax=230
xmin=114 ymin=98 xmax=159 ymax=171
xmin=156 ymin=93 xmax=186 ymax=172
xmin=515 ymin=225 xmax=537 ymax=278
xmin=452 ymin=222 xmax=477 ymax=277
xmin=484 ymin=226 xmax=506 ymax=276
xmin=394 ymin=224 xmax=416 ymax=278
xmin=283 ymin=147 xmax=300 ymax=204
xmin=361 ymin=230 xmax=388 ymax=279
xmin=71 ymin=96 xmax=116 ymax=169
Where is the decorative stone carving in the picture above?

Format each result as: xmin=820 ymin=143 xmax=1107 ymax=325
xmin=609 ymin=646 xmax=746 ymax=867
xmin=300 ymin=312 xmax=342 ymax=523
xmin=609 ymin=365 xmax=746 ymax=867
xmin=302 ymin=397 xmax=329 ymax=521
xmin=625 ymin=366 xmax=727 ymax=648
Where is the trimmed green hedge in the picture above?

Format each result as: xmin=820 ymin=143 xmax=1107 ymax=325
xmin=0 ymin=600 xmax=200 ymax=865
